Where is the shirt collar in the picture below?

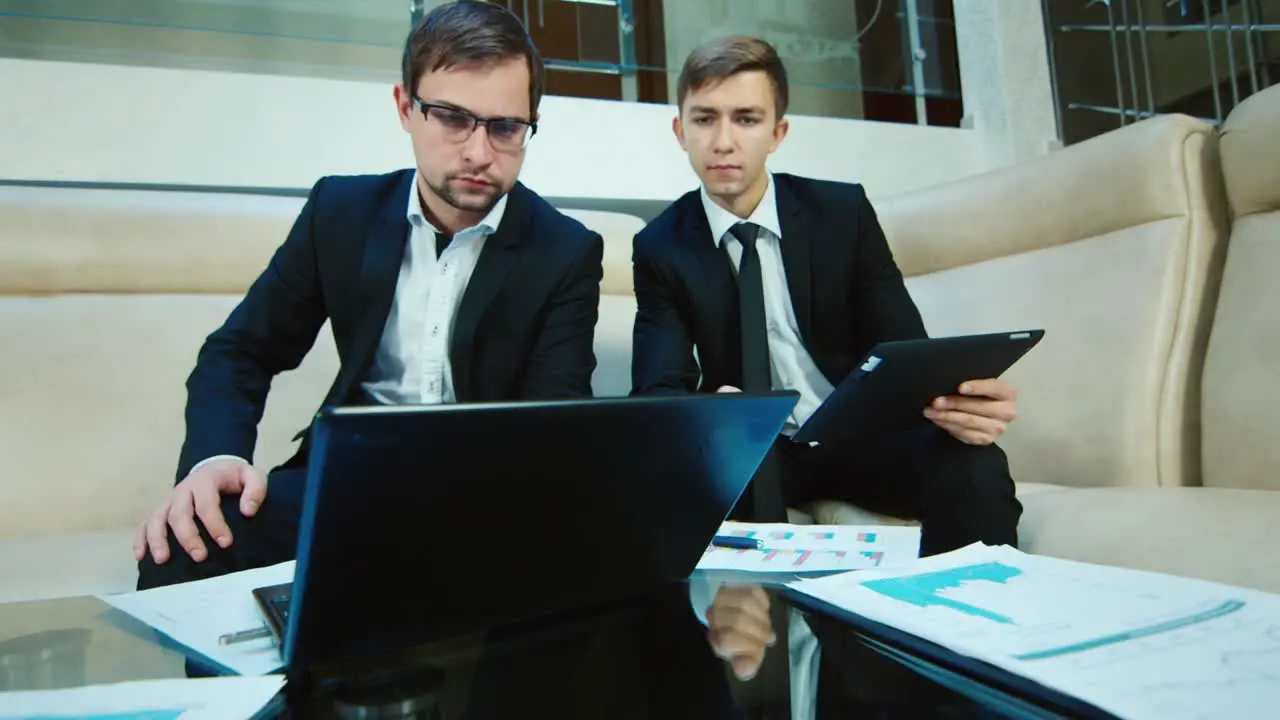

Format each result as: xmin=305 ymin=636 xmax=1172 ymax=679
xmin=406 ymin=170 xmax=508 ymax=236
xmin=700 ymin=172 xmax=782 ymax=247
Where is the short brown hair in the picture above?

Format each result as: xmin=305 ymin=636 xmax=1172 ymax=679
xmin=676 ymin=36 xmax=789 ymax=118
xmin=401 ymin=0 xmax=545 ymax=117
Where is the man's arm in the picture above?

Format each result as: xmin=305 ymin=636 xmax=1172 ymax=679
xmin=631 ymin=238 xmax=700 ymax=395
xmin=848 ymin=185 xmax=928 ymax=351
xmin=518 ymin=232 xmax=604 ymax=399
xmin=175 ymin=179 xmax=331 ymax=480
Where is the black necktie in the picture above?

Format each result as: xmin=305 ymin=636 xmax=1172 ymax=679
xmin=728 ymin=222 xmax=787 ymax=523
xmin=728 ymin=222 xmax=793 ymax=718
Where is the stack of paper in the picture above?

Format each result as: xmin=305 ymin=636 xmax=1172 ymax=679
xmin=696 ymin=522 xmax=920 ymax=574
xmin=0 ymin=675 xmax=284 ymax=719
xmin=787 ymin=543 xmax=1280 ymax=719
xmin=97 ymin=561 xmax=296 ymax=676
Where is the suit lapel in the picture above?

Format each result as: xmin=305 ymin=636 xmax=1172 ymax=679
xmin=333 ymin=171 xmax=414 ymax=405
xmin=449 ymin=183 xmax=527 ymax=400
xmin=774 ymin=176 xmax=815 ymax=347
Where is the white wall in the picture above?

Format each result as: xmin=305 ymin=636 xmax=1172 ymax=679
xmin=0 ymin=58 xmax=998 ymax=202
xmin=954 ymin=0 xmax=1059 ymax=165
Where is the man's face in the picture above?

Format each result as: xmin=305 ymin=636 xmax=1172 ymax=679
xmin=395 ymin=57 xmax=534 ymax=215
xmin=674 ymin=70 xmax=788 ymax=205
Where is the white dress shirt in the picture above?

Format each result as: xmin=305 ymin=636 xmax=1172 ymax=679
xmin=696 ymin=174 xmax=831 ymax=720
xmin=192 ymin=172 xmax=505 ymax=473
xmin=700 ymin=175 xmax=836 ymax=435
xmin=360 ymin=173 xmax=506 ymax=404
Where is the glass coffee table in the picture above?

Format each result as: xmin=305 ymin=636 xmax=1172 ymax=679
xmin=784 ymin=587 xmax=1118 ymax=720
xmin=0 ymin=580 xmax=1089 ymax=719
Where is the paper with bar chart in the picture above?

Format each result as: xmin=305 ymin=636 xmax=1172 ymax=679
xmin=695 ymin=522 xmax=920 ymax=574
xmin=786 ymin=543 xmax=1280 ymax=719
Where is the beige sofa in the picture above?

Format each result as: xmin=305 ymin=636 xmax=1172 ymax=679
xmin=2 ymin=85 xmax=1278 ymax=604
xmin=817 ymin=85 xmax=1280 ymax=593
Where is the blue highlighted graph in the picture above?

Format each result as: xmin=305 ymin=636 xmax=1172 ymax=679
xmin=861 ymin=561 xmax=1024 ymax=624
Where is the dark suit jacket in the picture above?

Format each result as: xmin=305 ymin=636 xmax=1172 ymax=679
xmin=631 ymin=172 xmax=926 ymax=396
xmin=177 ymin=169 xmax=603 ymax=480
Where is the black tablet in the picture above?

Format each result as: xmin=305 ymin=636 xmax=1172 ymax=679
xmin=792 ymin=329 xmax=1044 ymax=446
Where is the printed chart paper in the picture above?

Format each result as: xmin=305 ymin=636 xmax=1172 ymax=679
xmin=96 ymin=561 xmax=295 ymax=676
xmin=695 ymin=522 xmax=920 ymax=574
xmin=787 ymin=543 xmax=1280 ymax=719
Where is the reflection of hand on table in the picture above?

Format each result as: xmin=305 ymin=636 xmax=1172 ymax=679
xmin=689 ymin=574 xmax=823 ymax=720
xmin=706 ymin=584 xmax=776 ymax=680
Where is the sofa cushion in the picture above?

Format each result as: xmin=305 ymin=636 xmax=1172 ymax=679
xmin=0 ymin=187 xmax=646 ymax=298
xmin=1018 ymin=486 xmax=1280 ymax=594
xmin=0 ymin=294 xmax=339 ymax=537
xmin=903 ymin=222 xmax=1198 ymax=488
xmin=1218 ymin=85 xmax=1280 ymax=220
xmin=0 ymin=185 xmax=302 ymax=295
xmin=593 ymin=294 xmax=636 ymax=398
xmin=875 ymin=114 xmax=1229 ymax=489
xmin=813 ymin=484 xmax=1280 ymax=594
xmin=1201 ymin=85 xmax=1280 ymax=491
xmin=558 ymin=208 xmax=643 ymax=297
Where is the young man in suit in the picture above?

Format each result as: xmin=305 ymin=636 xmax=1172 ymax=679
xmin=133 ymin=0 xmax=603 ymax=590
xmin=633 ymin=36 xmax=1024 ymax=715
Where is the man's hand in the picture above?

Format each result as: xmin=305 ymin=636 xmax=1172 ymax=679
xmin=132 ymin=459 xmax=268 ymax=564
xmin=924 ymin=378 xmax=1019 ymax=446
xmin=706 ymin=584 xmax=776 ymax=680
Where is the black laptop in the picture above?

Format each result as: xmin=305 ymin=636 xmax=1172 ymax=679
xmin=257 ymin=392 xmax=798 ymax=673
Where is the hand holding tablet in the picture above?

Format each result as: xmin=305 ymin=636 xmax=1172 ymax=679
xmin=923 ymin=376 xmax=1020 ymax=446
xmin=792 ymin=330 xmax=1044 ymax=447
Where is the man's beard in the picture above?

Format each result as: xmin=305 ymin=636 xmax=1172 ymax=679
xmin=427 ymin=174 xmax=505 ymax=214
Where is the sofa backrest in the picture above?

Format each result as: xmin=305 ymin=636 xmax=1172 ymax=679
xmin=0 ymin=184 xmax=642 ymax=537
xmin=561 ymin=209 xmax=642 ymax=399
xmin=873 ymin=114 xmax=1230 ymax=490
xmin=1200 ymin=85 xmax=1280 ymax=491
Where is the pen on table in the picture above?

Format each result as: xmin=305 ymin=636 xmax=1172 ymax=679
xmin=218 ymin=626 xmax=273 ymax=645
xmin=711 ymin=535 xmax=763 ymax=550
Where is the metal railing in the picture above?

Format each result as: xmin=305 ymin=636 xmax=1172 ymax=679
xmin=1044 ymin=0 xmax=1277 ymax=142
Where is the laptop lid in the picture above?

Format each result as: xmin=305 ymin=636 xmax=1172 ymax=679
xmin=282 ymin=391 xmax=798 ymax=670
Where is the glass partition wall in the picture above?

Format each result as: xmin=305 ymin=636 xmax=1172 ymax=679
xmin=1043 ymin=0 xmax=1278 ymax=145
xmin=0 ymin=0 xmax=964 ymax=126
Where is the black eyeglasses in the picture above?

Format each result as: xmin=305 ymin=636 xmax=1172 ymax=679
xmin=413 ymin=97 xmax=537 ymax=151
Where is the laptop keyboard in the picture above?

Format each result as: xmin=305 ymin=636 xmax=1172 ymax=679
xmin=268 ymin=590 xmax=291 ymax=623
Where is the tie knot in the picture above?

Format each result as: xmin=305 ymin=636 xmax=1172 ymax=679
xmin=728 ymin=222 xmax=761 ymax=249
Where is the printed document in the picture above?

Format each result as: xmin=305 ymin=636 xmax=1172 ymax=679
xmin=696 ymin=522 xmax=920 ymax=574
xmin=97 ymin=561 xmax=295 ymax=676
xmin=787 ymin=543 xmax=1280 ymax=719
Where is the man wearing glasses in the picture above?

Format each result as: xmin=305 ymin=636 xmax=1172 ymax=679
xmin=134 ymin=0 xmax=603 ymax=589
